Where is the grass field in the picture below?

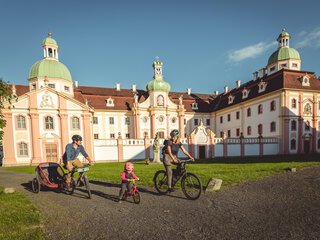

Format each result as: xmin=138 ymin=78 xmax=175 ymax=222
xmin=0 ymin=187 xmax=42 ymax=240
xmin=2 ymin=155 xmax=320 ymax=189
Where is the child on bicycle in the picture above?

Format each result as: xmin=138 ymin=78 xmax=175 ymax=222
xmin=162 ymin=129 xmax=194 ymax=192
xmin=119 ymin=162 xmax=139 ymax=202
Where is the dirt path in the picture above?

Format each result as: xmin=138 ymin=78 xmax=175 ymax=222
xmin=1 ymin=166 xmax=320 ymax=240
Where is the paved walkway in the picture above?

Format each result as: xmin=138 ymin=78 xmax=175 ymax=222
xmin=1 ymin=166 xmax=320 ymax=240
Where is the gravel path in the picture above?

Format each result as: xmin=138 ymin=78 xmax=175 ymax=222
xmin=1 ymin=166 xmax=320 ymax=240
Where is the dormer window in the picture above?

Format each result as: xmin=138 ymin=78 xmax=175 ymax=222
xmin=301 ymin=75 xmax=310 ymax=87
xmin=48 ymin=84 xmax=55 ymax=89
xmin=242 ymin=89 xmax=249 ymax=99
xmin=64 ymin=86 xmax=70 ymax=92
xmin=191 ymin=102 xmax=198 ymax=110
xmin=228 ymin=95 xmax=234 ymax=104
xmin=258 ymin=82 xmax=267 ymax=93
xmin=106 ymin=97 xmax=114 ymax=107
xmin=32 ymin=83 xmax=37 ymax=90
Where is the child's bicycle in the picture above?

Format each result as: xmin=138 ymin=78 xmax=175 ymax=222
xmin=63 ymin=164 xmax=92 ymax=199
xmin=119 ymin=179 xmax=141 ymax=204
xmin=153 ymin=159 xmax=202 ymax=200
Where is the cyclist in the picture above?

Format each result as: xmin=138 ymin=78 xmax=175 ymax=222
xmin=62 ymin=135 xmax=94 ymax=187
xmin=162 ymin=129 xmax=194 ymax=192
xmin=119 ymin=162 xmax=139 ymax=202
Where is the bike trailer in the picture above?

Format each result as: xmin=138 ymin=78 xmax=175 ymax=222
xmin=32 ymin=162 xmax=65 ymax=193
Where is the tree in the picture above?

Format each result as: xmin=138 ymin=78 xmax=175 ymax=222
xmin=0 ymin=78 xmax=15 ymax=142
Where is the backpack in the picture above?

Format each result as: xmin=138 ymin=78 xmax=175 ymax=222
xmin=162 ymin=139 xmax=170 ymax=155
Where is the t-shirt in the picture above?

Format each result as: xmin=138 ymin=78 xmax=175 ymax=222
xmin=163 ymin=140 xmax=182 ymax=156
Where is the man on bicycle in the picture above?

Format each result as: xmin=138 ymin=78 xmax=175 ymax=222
xmin=62 ymin=135 xmax=94 ymax=186
xmin=162 ymin=129 xmax=194 ymax=192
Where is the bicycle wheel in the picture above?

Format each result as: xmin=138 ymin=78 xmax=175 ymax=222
xmin=83 ymin=174 xmax=92 ymax=199
xmin=133 ymin=191 xmax=141 ymax=204
xmin=181 ymin=172 xmax=202 ymax=200
xmin=154 ymin=170 xmax=168 ymax=194
xmin=32 ymin=177 xmax=40 ymax=193
xmin=65 ymin=179 xmax=76 ymax=195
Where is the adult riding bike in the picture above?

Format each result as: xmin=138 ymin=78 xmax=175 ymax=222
xmin=63 ymin=164 xmax=92 ymax=199
xmin=119 ymin=179 xmax=141 ymax=204
xmin=153 ymin=159 xmax=202 ymax=200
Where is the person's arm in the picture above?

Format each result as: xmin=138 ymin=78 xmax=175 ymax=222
xmin=121 ymin=172 xmax=128 ymax=181
xmin=80 ymin=146 xmax=94 ymax=166
xmin=167 ymin=145 xmax=178 ymax=163
xmin=181 ymin=145 xmax=194 ymax=161
xmin=65 ymin=144 xmax=73 ymax=162
xmin=131 ymin=172 xmax=139 ymax=181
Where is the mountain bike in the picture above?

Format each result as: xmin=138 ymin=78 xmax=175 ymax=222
xmin=119 ymin=179 xmax=141 ymax=204
xmin=153 ymin=159 xmax=202 ymax=200
xmin=63 ymin=164 xmax=92 ymax=199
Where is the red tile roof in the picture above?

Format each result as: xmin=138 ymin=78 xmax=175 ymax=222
xmin=10 ymin=69 xmax=320 ymax=113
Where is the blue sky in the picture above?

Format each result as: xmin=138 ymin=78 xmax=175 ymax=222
xmin=1 ymin=0 xmax=319 ymax=94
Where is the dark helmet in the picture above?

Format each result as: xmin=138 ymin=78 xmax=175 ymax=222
xmin=170 ymin=129 xmax=180 ymax=138
xmin=72 ymin=135 xmax=82 ymax=142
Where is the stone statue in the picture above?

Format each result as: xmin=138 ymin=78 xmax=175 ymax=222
xmin=152 ymin=132 xmax=161 ymax=163
xmin=179 ymin=95 xmax=183 ymax=105
xmin=134 ymin=94 xmax=138 ymax=103
xmin=153 ymin=132 xmax=160 ymax=150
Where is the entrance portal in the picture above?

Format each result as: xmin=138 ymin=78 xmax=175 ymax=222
xmin=304 ymin=140 xmax=310 ymax=154
xmin=45 ymin=144 xmax=58 ymax=162
xmin=199 ymin=146 xmax=206 ymax=159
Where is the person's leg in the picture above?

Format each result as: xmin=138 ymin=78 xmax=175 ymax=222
xmin=127 ymin=182 xmax=132 ymax=194
xmin=71 ymin=159 xmax=85 ymax=184
xmin=163 ymin=154 xmax=172 ymax=189
xmin=119 ymin=183 xmax=127 ymax=199
xmin=65 ymin=160 xmax=73 ymax=184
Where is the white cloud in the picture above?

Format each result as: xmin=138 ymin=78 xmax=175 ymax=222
xmin=295 ymin=28 xmax=320 ymax=48
xmin=228 ymin=41 xmax=277 ymax=62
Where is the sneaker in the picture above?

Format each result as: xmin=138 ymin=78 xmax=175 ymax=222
xmin=168 ymin=187 xmax=174 ymax=193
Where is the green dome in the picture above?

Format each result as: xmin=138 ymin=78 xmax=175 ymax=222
xmin=147 ymin=79 xmax=171 ymax=92
xmin=29 ymin=59 xmax=72 ymax=82
xmin=268 ymin=47 xmax=300 ymax=66
xmin=42 ymin=37 xmax=57 ymax=46
xmin=277 ymin=31 xmax=290 ymax=39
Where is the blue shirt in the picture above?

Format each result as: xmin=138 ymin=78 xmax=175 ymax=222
xmin=63 ymin=143 xmax=89 ymax=162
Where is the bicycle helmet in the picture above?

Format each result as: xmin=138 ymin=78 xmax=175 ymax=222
xmin=125 ymin=162 xmax=134 ymax=171
xmin=170 ymin=129 xmax=180 ymax=138
xmin=72 ymin=135 xmax=82 ymax=142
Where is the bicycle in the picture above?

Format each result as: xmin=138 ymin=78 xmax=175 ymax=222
xmin=62 ymin=164 xmax=92 ymax=199
xmin=153 ymin=159 xmax=202 ymax=200
xmin=119 ymin=179 xmax=141 ymax=204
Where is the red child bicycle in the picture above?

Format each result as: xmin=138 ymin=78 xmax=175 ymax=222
xmin=119 ymin=179 xmax=141 ymax=204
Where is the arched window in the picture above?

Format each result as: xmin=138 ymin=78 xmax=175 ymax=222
xmin=17 ymin=116 xmax=26 ymax=129
xmin=18 ymin=142 xmax=28 ymax=156
xmin=270 ymin=122 xmax=276 ymax=132
xmin=72 ymin=117 xmax=80 ymax=129
xmin=258 ymin=104 xmax=263 ymax=114
xmin=247 ymin=108 xmax=251 ymax=117
xmin=258 ymin=124 xmax=263 ymax=135
xmin=270 ymin=101 xmax=276 ymax=111
xmin=45 ymin=116 xmax=54 ymax=129
xmin=291 ymin=120 xmax=297 ymax=131
xmin=247 ymin=126 xmax=251 ymax=136
xmin=292 ymin=99 xmax=297 ymax=109
xmin=291 ymin=139 xmax=296 ymax=150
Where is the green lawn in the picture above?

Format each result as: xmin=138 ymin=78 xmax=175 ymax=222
xmin=2 ymin=155 xmax=319 ymax=190
xmin=0 ymin=187 xmax=42 ymax=240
